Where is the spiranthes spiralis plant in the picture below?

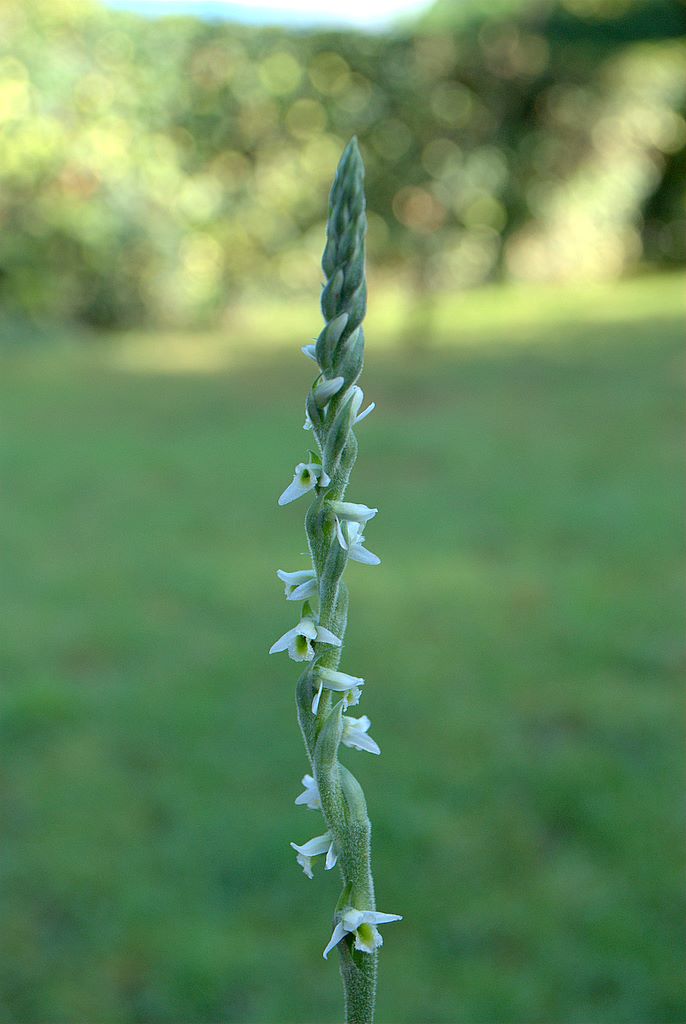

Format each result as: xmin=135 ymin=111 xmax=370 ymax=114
xmin=269 ymin=137 xmax=401 ymax=1024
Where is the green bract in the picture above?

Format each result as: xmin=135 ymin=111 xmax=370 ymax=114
xmin=272 ymin=138 xmax=401 ymax=1024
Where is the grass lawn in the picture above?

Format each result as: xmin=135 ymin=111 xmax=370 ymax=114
xmin=1 ymin=274 xmax=684 ymax=1023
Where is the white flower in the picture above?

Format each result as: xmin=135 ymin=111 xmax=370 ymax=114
xmin=312 ymin=375 xmax=345 ymax=407
xmin=294 ymin=773 xmax=321 ymax=810
xmin=278 ymin=463 xmax=330 ymax=506
xmin=303 ymin=407 xmax=313 ymax=431
xmin=276 ymin=568 xmax=318 ymax=602
xmin=342 ymin=715 xmax=381 ymax=755
xmin=322 ymin=907 xmax=402 ymax=959
xmin=301 ymin=343 xmax=318 ymax=362
xmin=348 ymin=385 xmax=376 ymax=425
xmin=311 ymin=667 xmax=364 ymax=714
xmin=269 ymin=616 xmax=342 ymax=662
xmin=334 ymin=520 xmax=380 ymax=565
xmin=328 ymin=501 xmax=378 ymax=524
xmin=290 ymin=832 xmax=337 ymax=879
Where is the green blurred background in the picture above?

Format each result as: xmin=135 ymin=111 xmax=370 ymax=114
xmin=1 ymin=0 xmax=685 ymax=1021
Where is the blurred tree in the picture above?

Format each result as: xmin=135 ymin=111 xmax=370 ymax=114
xmin=0 ymin=0 xmax=684 ymax=328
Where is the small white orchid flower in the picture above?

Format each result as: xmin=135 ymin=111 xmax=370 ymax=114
xmin=303 ymin=407 xmax=313 ymax=431
xmin=269 ymin=616 xmax=342 ymax=662
xmin=294 ymin=773 xmax=321 ymax=811
xmin=276 ymin=568 xmax=318 ymax=602
xmin=348 ymin=385 xmax=376 ymax=425
xmin=328 ymin=500 xmax=378 ymax=524
xmin=322 ymin=907 xmax=403 ymax=959
xmin=290 ymin=832 xmax=337 ymax=879
xmin=311 ymin=667 xmax=365 ymax=714
xmin=278 ymin=462 xmax=330 ymax=506
xmin=334 ymin=520 xmax=380 ymax=565
xmin=342 ymin=715 xmax=381 ymax=755
xmin=313 ymin=375 xmax=345 ymax=407
xmin=301 ymin=343 xmax=318 ymax=362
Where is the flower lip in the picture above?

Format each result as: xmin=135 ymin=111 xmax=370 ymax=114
xmin=335 ymin=520 xmax=380 ymax=566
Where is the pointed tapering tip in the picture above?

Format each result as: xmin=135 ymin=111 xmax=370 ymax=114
xmin=340 ymin=135 xmax=364 ymax=176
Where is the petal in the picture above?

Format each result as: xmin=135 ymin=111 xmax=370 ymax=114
xmin=348 ymin=542 xmax=381 ymax=566
xmin=313 ymin=375 xmax=345 ymax=407
xmin=290 ymin=834 xmax=331 ymax=857
xmin=325 ymin=841 xmax=337 ymax=870
xmin=277 ymin=569 xmax=315 ymax=586
xmin=355 ymin=401 xmax=376 ymax=424
xmin=298 ymin=618 xmax=318 ymax=639
xmin=341 ymin=909 xmax=365 ymax=931
xmin=287 ymin=578 xmax=318 ymax=602
xmin=301 ymin=343 xmax=318 ymax=362
xmin=322 ymin=921 xmax=347 ymax=960
xmin=343 ymin=731 xmax=381 ymax=756
xmin=318 ymin=668 xmax=364 ymax=690
xmin=269 ymin=625 xmax=300 ymax=654
xmin=294 ymin=774 xmax=321 ymax=810
xmin=311 ymin=680 xmax=324 ymax=715
xmin=335 ymin=516 xmax=348 ymax=550
xmin=295 ymin=853 xmax=314 ymax=878
xmin=360 ymin=912 xmax=403 ymax=926
xmin=278 ymin=475 xmax=315 ymax=506
xmin=329 ymin=501 xmax=378 ymax=523
xmin=315 ymin=625 xmax=343 ymax=647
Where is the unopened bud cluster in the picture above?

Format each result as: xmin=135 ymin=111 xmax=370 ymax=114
xmin=269 ymin=139 xmax=400 ymax=1009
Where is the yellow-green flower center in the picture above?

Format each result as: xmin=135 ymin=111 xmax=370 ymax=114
xmin=294 ymin=634 xmax=310 ymax=656
xmin=355 ymin=923 xmax=375 ymax=948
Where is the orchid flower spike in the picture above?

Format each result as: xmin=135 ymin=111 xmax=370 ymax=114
xmin=278 ymin=462 xmax=330 ymax=506
xmin=272 ymin=139 xmax=400 ymax=1012
xmin=311 ymin=667 xmax=365 ymax=714
xmin=323 ymin=908 xmax=403 ymax=959
xmin=270 ymin=613 xmax=342 ymax=662
xmin=276 ymin=568 xmax=318 ymax=602
xmin=335 ymin=519 xmax=380 ymax=565
xmin=294 ymin=773 xmax=321 ymax=810
xmin=342 ymin=715 xmax=381 ymax=755
xmin=290 ymin=832 xmax=337 ymax=879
